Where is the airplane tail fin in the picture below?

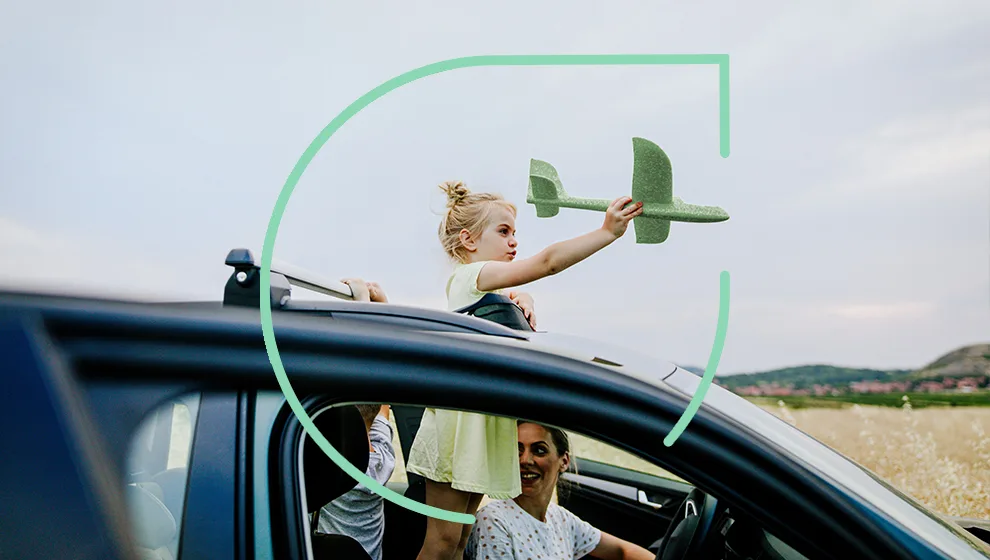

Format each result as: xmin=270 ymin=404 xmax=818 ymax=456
xmin=631 ymin=137 xmax=673 ymax=204
xmin=527 ymin=159 xmax=567 ymax=218
xmin=629 ymin=138 xmax=674 ymax=244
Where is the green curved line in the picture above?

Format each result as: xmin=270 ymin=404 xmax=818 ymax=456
xmin=664 ymin=270 xmax=730 ymax=447
xmin=260 ymin=54 xmax=731 ymax=525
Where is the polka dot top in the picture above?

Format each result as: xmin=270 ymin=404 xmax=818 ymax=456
xmin=465 ymin=499 xmax=601 ymax=559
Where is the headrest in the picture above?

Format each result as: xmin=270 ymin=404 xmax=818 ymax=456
xmin=454 ymin=293 xmax=534 ymax=331
xmin=303 ymin=405 xmax=370 ymax=514
xmin=125 ymin=484 xmax=177 ymax=549
xmin=135 ymin=481 xmax=164 ymax=502
xmin=151 ymin=467 xmax=188 ymax=515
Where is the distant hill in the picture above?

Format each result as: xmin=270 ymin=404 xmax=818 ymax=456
xmin=714 ymin=365 xmax=913 ymax=391
xmin=706 ymin=342 xmax=990 ymax=393
xmin=913 ymin=343 xmax=990 ymax=379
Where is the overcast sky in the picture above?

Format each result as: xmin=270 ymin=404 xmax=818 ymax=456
xmin=2 ymin=1 xmax=988 ymax=374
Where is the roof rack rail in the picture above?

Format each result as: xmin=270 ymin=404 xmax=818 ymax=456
xmin=272 ymin=258 xmax=353 ymax=301
xmin=222 ymin=248 xmax=353 ymax=308
xmin=219 ymin=247 xmax=533 ymax=335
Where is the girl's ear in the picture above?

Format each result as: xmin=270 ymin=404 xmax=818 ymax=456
xmin=459 ymin=228 xmax=476 ymax=252
xmin=559 ymin=451 xmax=570 ymax=473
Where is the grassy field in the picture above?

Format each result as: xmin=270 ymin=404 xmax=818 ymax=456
xmin=746 ymin=392 xmax=990 ymax=409
xmin=760 ymin=403 xmax=990 ymax=519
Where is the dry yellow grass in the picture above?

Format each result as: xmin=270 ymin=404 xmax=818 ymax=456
xmin=761 ymin=402 xmax=990 ymax=519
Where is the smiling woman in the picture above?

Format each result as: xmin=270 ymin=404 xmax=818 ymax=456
xmin=465 ymin=421 xmax=655 ymax=560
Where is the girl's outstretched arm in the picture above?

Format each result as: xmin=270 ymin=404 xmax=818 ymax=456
xmin=477 ymin=196 xmax=643 ymax=292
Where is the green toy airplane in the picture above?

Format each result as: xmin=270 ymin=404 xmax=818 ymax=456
xmin=527 ymin=137 xmax=729 ymax=244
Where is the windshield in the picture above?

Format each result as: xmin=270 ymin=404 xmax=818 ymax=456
xmin=664 ymin=368 xmax=990 ymax=557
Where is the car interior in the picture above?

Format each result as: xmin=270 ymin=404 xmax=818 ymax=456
xmin=122 ymin=392 xmax=815 ymax=560
xmin=124 ymin=394 xmax=200 ymax=560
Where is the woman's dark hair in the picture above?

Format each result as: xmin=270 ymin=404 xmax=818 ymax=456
xmin=355 ymin=404 xmax=381 ymax=425
xmin=517 ymin=421 xmax=574 ymax=500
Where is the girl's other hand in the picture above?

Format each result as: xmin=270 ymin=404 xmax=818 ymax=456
xmin=341 ymin=278 xmax=388 ymax=303
xmin=366 ymin=281 xmax=388 ymax=303
xmin=340 ymin=278 xmax=370 ymax=301
xmin=508 ymin=291 xmax=537 ymax=329
xmin=602 ymin=196 xmax=643 ymax=238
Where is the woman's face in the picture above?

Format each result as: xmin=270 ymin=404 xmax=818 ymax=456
xmin=518 ymin=423 xmax=569 ymax=501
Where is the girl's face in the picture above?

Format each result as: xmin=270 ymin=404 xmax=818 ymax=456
xmin=518 ymin=423 xmax=569 ymax=502
xmin=461 ymin=205 xmax=517 ymax=263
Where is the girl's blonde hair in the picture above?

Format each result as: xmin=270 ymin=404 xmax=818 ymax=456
xmin=437 ymin=180 xmax=517 ymax=263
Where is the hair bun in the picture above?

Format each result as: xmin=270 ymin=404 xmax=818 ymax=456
xmin=439 ymin=180 xmax=470 ymax=208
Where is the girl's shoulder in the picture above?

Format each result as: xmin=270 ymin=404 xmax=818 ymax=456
xmin=445 ymin=261 xmax=499 ymax=310
xmin=446 ymin=261 xmax=488 ymax=291
xmin=451 ymin=260 xmax=489 ymax=275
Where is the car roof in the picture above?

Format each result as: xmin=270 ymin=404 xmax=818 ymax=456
xmin=163 ymin=297 xmax=533 ymax=339
xmin=237 ymin=296 xmax=684 ymax=388
xmin=0 ymin=288 xmax=680 ymax=392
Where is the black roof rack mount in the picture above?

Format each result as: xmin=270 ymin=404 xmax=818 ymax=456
xmin=223 ymin=248 xmax=354 ymax=308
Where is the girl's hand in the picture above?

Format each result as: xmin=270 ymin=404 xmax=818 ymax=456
xmin=341 ymin=278 xmax=370 ymax=301
xmin=602 ymin=196 xmax=644 ymax=238
xmin=508 ymin=291 xmax=537 ymax=329
xmin=366 ymin=281 xmax=388 ymax=303
xmin=341 ymin=278 xmax=388 ymax=303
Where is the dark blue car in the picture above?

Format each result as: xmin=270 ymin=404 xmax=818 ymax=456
xmin=2 ymin=249 xmax=988 ymax=559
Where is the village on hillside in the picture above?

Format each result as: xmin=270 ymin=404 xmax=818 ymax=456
xmin=721 ymin=375 xmax=990 ymax=397
xmin=714 ymin=343 xmax=990 ymax=398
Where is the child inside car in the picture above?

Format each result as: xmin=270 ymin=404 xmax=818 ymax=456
xmin=314 ymin=403 xmax=395 ymax=560
xmin=313 ymin=278 xmax=395 ymax=560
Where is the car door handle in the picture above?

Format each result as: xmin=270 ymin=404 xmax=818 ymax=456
xmin=637 ymin=490 xmax=664 ymax=509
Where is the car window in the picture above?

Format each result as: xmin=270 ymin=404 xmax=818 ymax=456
xmin=124 ymin=394 xmax=201 ymax=560
xmin=276 ymin=402 xmax=839 ymax=560
xmin=567 ymin=430 xmax=686 ymax=483
xmin=166 ymin=401 xmax=193 ymax=470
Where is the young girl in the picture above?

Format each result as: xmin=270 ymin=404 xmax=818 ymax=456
xmin=406 ymin=180 xmax=643 ymax=560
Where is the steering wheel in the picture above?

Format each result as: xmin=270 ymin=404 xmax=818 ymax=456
xmin=655 ymin=488 xmax=718 ymax=560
